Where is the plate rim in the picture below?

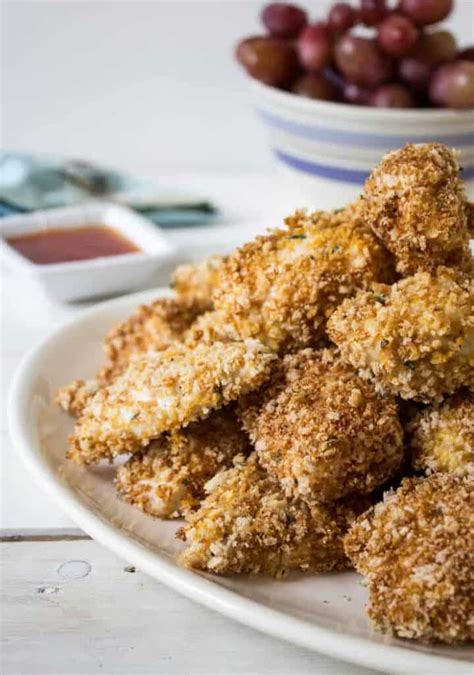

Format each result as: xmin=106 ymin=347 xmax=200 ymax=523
xmin=7 ymin=288 xmax=474 ymax=675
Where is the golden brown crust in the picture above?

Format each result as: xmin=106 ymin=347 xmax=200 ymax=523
xmin=213 ymin=210 xmax=395 ymax=352
xmin=115 ymin=407 xmax=249 ymax=518
xmin=170 ymin=255 xmax=224 ymax=309
xmin=345 ymin=474 xmax=474 ymax=643
xmin=237 ymin=348 xmax=317 ymax=438
xmin=253 ymin=350 xmax=404 ymax=502
xmin=183 ymin=310 xmax=239 ymax=347
xmin=55 ymin=379 xmax=100 ymax=417
xmin=409 ymin=389 xmax=474 ymax=476
xmin=56 ymin=297 xmax=205 ymax=412
xmin=178 ymin=454 xmax=370 ymax=577
xmin=360 ymin=143 xmax=471 ymax=276
xmin=99 ymin=297 xmax=204 ymax=382
xmin=68 ymin=339 xmax=276 ymax=465
xmin=327 ymin=267 xmax=474 ymax=403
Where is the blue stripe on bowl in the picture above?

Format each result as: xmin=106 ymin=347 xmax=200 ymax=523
xmin=275 ymin=149 xmax=474 ymax=183
xmin=260 ymin=109 xmax=474 ymax=149
xmin=274 ymin=150 xmax=368 ymax=184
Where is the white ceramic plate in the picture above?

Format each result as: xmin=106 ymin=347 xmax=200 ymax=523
xmin=8 ymin=288 xmax=474 ymax=674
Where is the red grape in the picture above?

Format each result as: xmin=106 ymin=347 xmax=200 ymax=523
xmin=399 ymin=0 xmax=453 ymax=26
xmin=371 ymin=83 xmax=416 ymax=107
xmin=234 ymin=0 xmax=469 ymax=109
xmin=335 ymin=34 xmax=393 ymax=87
xmin=297 ymin=23 xmax=333 ymax=72
xmin=343 ymin=82 xmax=373 ymax=104
xmin=378 ymin=14 xmax=419 ymax=57
xmin=458 ymin=47 xmax=474 ymax=62
xmin=397 ymin=30 xmax=456 ymax=90
xmin=430 ymin=60 xmax=474 ymax=108
xmin=328 ymin=3 xmax=357 ymax=33
xmin=359 ymin=0 xmax=388 ymax=26
xmin=235 ymin=36 xmax=299 ymax=87
xmin=261 ymin=3 xmax=307 ymax=38
xmin=411 ymin=30 xmax=457 ymax=66
xmin=398 ymin=56 xmax=433 ymax=89
xmin=292 ymin=73 xmax=339 ymax=100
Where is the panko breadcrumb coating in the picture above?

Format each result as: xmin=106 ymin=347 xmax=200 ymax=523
xmin=56 ymin=379 xmax=100 ymax=417
xmin=178 ymin=454 xmax=369 ymax=577
xmin=253 ymin=351 xmax=403 ymax=503
xmin=409 ymin=389 xmax=474 ymax=476
xmin=360 ymin=143 xmax=471 ymax=275
xmin=345 ymin=473 xmax=474 ymax=643
xmin=56 ymin=297 xmax=204 ymax=416
xmin=213 ymin=209 xmax=394 ymax=352
xmin=328 ymin=267 xmax=474 ymax=403
xmin=68 ymin=339 xmax=276 ymax=464
xmin=237 ymin=348 xmax=318 ymax=438
xmin=99 ymin=297 xmax=204 ymax=382
xmin=171 ymin=256 xmax=224 ymax=309
xmin=183 ymin=310 xmax=239 ymax=347
xmin=115 ymin=408 xmax=249 ymax=518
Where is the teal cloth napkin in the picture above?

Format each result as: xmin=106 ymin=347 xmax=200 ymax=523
xmin=0 ymin=152 xmax=217 ymax=227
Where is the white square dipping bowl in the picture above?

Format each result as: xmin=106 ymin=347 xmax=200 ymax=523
xmin=0 ymin=201 xmax=176 ymax=302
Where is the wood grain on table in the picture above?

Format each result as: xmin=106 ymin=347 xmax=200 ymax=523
xmin=2 ymin=537 xmax=380 ymax=675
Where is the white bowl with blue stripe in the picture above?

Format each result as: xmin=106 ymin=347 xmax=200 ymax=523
xmin=251 ymin=79 xmax=474 ymax=208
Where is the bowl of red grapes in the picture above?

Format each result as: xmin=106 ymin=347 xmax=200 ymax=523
xmin=236 ymin=1 xmax=474 ymax=204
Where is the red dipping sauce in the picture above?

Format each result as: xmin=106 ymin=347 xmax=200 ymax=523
xmin=6 ymin=225 xmax=140 ymax=265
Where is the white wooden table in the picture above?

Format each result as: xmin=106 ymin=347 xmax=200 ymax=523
xmin=1 ymin=173 xmax=381 ymax=675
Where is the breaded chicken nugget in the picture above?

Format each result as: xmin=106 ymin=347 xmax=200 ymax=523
xmin=237 ymin=348 xmax=326 ymax=438
xmin=69 ymin=339 xmax=276 ymax=464
xmin=115 ymin=407 xmax=249 ymax=518
xmin=213 ymin=210 xmax=394 ymax=352
xmin=56 ymin=379 xmax=100 ymax=417
xmin=409 ymin=389 xmax=474 ymax=476
xmin=345 ymin=473 xmax=474 ymax=643
xmin=178 ymin=454 xmax=369 ymax=577
xmin=253 ymin=351 xmax=403 ymax=503
xmin=328 ymin=267 xmax=474 ymax=402
xmin=100 ymin=297 xmax=204 ymax=382
xmin=183 ymin=310 xmax=239 ymax=347
xmin=359 ymin=143 xmax=470 ymax=276
xmin=171 ymin=255 xmax=224 ymax=309
xmin=57 ymin=297 xmax=205 ymax=417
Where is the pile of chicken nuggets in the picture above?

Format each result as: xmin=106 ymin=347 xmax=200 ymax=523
xmin=57 ymin=143 xmax=474 ymax=645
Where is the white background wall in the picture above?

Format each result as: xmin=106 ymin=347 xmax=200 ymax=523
xmin=2 ymin=0 xmax=473 ymax=174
